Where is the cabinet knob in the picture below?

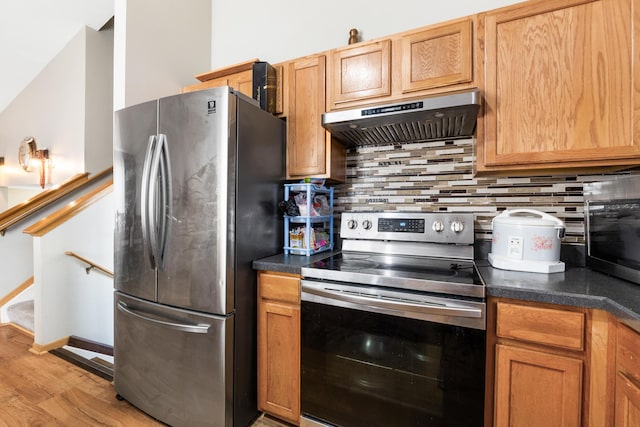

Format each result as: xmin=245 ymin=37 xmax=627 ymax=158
xmin=348 ymin=28 xmax=359 ymax=45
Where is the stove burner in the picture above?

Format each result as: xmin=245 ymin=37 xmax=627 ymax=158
xmin=340 ymin=259 xmax=380 ymax=271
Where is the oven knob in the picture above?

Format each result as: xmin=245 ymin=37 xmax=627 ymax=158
xmin=347 ymin=219 xmax=358 ymax=229
xmin=432 ymin=220 xmax=445 ymax=232
xmin=362 ymin=219 xmax=372 ymax=230
xmin=451 ymin=220 xmax=465 ymax=233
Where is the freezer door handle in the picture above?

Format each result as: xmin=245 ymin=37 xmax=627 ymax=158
xmin=141 ymin=135 xmax=158 ymax=269
xmin=117 ymin=301 xmax=211 ymax=334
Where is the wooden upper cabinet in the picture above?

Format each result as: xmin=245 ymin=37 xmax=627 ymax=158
xmin=273 ymin=63 xmax=285 ymax=116
xmin=328 ymin=39 xmax=391 ymax=108
xmin=286 ymin=55 xmax=346 ymax=181
xmin=229 ymin=70 xmax=253 ymax=97
xmin=182 ymin=69 xmax=253 ymax=97
xmin=326 ymin=17 xmax=476 ymax=111
xmin=287 ymin=55 xmax=327 ymax=178
xmin=182 ymin=59 xmax=257 ymax=97
xmin=400 ymin=19 xmax=473 ymax=93
xmin=478 ymin=0 xmax=640 ymax=173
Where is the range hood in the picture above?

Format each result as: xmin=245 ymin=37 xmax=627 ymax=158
xmin=322 ymin=88 xmax=481 ymax=147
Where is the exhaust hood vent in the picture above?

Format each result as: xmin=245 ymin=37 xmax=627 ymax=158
xmin=322 ymin=89 xmax=481 ymax=148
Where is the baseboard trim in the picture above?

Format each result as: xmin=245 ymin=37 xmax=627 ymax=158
xmin=30 ymin=336 xmax=69 ymax=355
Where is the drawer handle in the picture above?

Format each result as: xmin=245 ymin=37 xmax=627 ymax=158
xmin=117 ymin=301 xmax=211 ymax=334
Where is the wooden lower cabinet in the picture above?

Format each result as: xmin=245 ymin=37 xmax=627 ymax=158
xmin=494 ymin=344 xmax=583 ymax=426
xmin=488 ymin=298 xmax=606 ymax=427
xmin=257 ymin=271 xmax=301 ymax=425
xmin=615 ymin=323 xmax=640 ymax=426
xmin=616 ymin=372 xmax=640 ymax=426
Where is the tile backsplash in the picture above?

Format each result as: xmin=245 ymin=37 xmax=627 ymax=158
xmin=332 ymin=137 xmax=640 ymax=244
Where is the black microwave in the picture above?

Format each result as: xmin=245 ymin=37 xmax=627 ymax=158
xmin=584 ymin=175 xmax=640 ymax=285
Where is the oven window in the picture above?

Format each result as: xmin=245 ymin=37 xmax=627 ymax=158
xmin=588 ymin=200 xmax=640 ymax=269
xmin=301 ymin=301 xmax=485 ymax=427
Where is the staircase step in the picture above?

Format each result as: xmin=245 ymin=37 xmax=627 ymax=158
xmin=67 ymin=335 xmax=113 ymax=356
xmin=6 ymin=299 xmax=34 ymax=332
xmin=50 ymin=347 xmax=113 ymax=381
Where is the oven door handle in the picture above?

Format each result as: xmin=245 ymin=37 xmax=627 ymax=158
xmin=301 ymin=280 xmax=483 ymax=320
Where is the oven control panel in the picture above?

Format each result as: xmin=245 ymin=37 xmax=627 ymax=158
xmin=341 ymin=212 xmax=474 ymax=244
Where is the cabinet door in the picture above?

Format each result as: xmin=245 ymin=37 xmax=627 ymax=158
xmin=328 ymin=39 xmax=391 ymax=108
xmin=182 ymin=76 xmax=229 ymax=93
xmin=400 ymin=19 xmax=472 ymax=93
xmin=258 ymin=300 xmax=301 ymax=425
xmin=616 ymin=323 xmax=640 ymax=426
xmin=494 ymin=344 xmax=583 ymax=427
xmin=480 ymin=0 xmax=640 ymax=172
xmin=228 ymin=69 xmax=253 ymax=98
xmin=616 ymin=372 xmax=640 ymax=427
xmin=286 ymin=55 xmax=329 ymax=178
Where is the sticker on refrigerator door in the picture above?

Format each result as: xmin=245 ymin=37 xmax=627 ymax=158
xmin=507 ymin=236 xmax=523 ymax=259
xmin=207 ymin=100 xmax=216 ymax=114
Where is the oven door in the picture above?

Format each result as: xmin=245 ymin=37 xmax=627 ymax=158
xmin=300 ymin=280 xmax=486 ymax=427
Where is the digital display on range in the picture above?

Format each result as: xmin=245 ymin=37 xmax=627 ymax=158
xmin=378 ymin=218 xmax=425 ymax=233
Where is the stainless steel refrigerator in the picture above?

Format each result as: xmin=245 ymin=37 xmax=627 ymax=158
xmin=113 ymin=87 xmax=284 ymax=427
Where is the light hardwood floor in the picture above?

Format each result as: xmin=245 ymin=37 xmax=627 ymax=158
xmin=0 ymin=324 xmax=292 ymax=427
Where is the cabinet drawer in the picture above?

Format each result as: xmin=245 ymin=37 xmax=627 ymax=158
xmin=618 ymin=323 xmax=640 ymax=384
xmin=496 ymin=302 xmax=585 ymax=351
xmin=258 ymin=272 xmax=300 ymax=304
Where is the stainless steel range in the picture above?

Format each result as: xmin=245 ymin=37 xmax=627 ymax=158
xmin=300 ymin=212 xmax=486 ymax=427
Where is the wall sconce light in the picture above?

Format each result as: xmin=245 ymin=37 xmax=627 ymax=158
xmin=18 ymin=137 xmax=50 ymax=189
xmin=19 ymin=137 xmax=38 ymax=172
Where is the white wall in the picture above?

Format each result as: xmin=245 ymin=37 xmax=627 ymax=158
xmin=0 ymin=26 xmax=114 ymax=188
xmin=0 ymin=28 xmax=85 ymax=188
xmin=113 ymin=0 xmax=212 ymax=110
xmin=211 ymin=0 xmax=526 ymax=69
xmin=84 ymin=26 xmax=115 ymax=175
xmin=0 ymin=228 xmax=33 ymax=302
xmin=33 ymin=192 xmax=114 ymax=346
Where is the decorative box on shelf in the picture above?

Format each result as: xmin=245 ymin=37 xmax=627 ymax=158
xmin=283 ymin=183 xmax=334 ymax=256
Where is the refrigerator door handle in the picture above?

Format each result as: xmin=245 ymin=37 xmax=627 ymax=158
xmin=117 ymin=301 xmax=211 ymax=334
xmin=156 ymin=134 xmax=172 ymax=270
xmin=148 ymin=135 xmax=165 ymax=269
xmin=141 ymin=135 xmax=158 ymax=269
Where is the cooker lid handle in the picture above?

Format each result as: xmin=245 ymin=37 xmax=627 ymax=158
xmin=499 ymin=208 xmax=565 ymax=227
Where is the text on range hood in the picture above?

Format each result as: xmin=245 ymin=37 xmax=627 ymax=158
xmin=321 ymin=89 xmax=481 ymax=147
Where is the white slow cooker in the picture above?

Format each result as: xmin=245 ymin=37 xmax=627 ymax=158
xmin=488 ymin=209 xmax=566 ymax=273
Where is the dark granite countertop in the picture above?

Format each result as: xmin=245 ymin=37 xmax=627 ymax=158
xmin=253 ymin=253 xmax=640 ymax=332
xmin=253 ymin=251 xmax=340 ymax=275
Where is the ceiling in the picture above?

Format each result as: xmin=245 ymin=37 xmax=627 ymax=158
xmin=0 ymin=0 xmax=114 ymax=113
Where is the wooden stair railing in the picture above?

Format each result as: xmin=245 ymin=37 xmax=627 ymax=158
xmin=23 ymin=179 xmax=113 ymax=237
xmin=0 ymin=276 xmax=34 ymax=308
xmin=65 ymin=251 xmax=114 ymax=277
xmin=0 ymin=167 xmax=113 ymax=236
